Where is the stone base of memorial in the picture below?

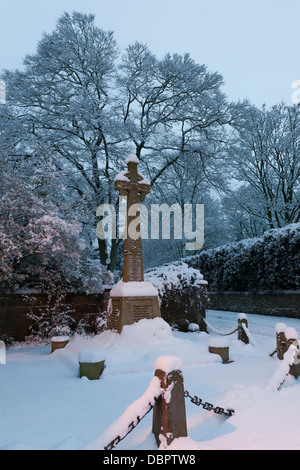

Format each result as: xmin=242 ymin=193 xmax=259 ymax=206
xmin=107 ymin=280 xmax=161 ymax=333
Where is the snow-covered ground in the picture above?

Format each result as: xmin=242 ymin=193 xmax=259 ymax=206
xmin=1 ymin=309 xmax=300 ymax=451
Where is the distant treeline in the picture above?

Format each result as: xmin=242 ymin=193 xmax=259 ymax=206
xmin=185 ymin=223 xmax=300 ymax=292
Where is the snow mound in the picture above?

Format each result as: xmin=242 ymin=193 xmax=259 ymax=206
xmin=188 ymin=323 xmax=200 ymax=332
xmin=120 ymin=317 xmax=173 ymax=342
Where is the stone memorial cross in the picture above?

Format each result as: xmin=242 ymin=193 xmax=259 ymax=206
xmin=114 ymin=154 xmax=150 ymax=282
xmin=106 ymin=155 xmax=161 ymax=333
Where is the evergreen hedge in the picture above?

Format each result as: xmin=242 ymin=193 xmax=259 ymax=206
xmin=184 ymin=223 xmax=300 ymax=292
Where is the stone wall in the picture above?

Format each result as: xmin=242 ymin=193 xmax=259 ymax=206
xmin=2 ymin=288 xmax=298 ymax=342
xmin=0 ymin=283 xmax=208 ymax=341
xmin=0 ymin=292 xmax=110 ymax=342
xmin=207 ymin=291 xmax=300 ymax=318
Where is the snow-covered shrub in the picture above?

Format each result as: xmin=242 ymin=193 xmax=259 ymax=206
xmin=145 ymin=262 xmax=207 ymax=299
xmin=24 ymin=287 xmax=76 ymax=341
xmin=0 ymin=161 xmax=113 ymax=340
xmin=0 ymin=167 xmax=111 ymax=294
xmin=145 ymin=262 xmax=208 ymax=330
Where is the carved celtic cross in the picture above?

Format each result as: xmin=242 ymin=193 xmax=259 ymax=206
xmin=114 ymin=155 xmax=150 ymax=282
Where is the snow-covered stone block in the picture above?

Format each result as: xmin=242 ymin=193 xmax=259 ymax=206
xmin=78 ymin=348 xmax=105 ymax=380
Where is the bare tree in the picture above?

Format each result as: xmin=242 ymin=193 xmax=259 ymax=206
xmin=2 ymin=13 xmax=235 ymax=272
xmin=229 ymin=103 xmax=300 ymax=230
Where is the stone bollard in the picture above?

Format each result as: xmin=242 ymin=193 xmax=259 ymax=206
xmin=78 ymin=349 xmax=105 ymax=380
xmin=51 ymin=336 xmax=70 ymax=353
xmin=208 ymin=337 xmax=230 ymax=363
xmin=285 ymin=327 xmax=300 ymax=379
xmin=152 ymin=356 xmax=187 ymax=448
xmin=0 ymin=340 xmax=6 ymax=364
xmin=237 ymin=314 xmax=249 ymax=344
xmin=275 ymin=323 xmax=288 ymax=360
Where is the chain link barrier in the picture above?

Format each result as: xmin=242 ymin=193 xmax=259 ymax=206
xmin=104 ymin=399 xmax=158 ymax=450
xmin=103 ymin=388 xmax=235 ymax=450
xmin=184 ymin=389 xmax=235 ymax=417
xmin=204 ymin=318 xmax=238 ymax=336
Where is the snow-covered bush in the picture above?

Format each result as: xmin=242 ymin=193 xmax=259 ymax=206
xmin=145 ymin=262 xmax=208 ymax=330
xmin=24 ymin=287 xmax=76 ymax=341
xmin=145 ymin=262 xmax=207 ymax=299
xmin=185 ymin=223 xmax=300 ymax=292
xmin=0 ymin=167 xmax=111 ymax=294
xmin=0 ymin=163 xmax=113 ymax=340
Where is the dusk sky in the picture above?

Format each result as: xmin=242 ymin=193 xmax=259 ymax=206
xmin=1 ymin=0 xmax=299 ymax=107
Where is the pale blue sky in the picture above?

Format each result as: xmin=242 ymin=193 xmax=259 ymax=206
xmin=0 ymin=0 xmax=299 ymax=107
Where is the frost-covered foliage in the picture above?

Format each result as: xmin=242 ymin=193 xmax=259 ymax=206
xmin=0 ymin=163 xmax=111 ymax=294
xmin=227 ymin=103 xmax=300 ymax=234
xmin=1 ymin=11 xmax=236 ymax=271
xmin=145 ymin=262 xmax=207 ymax=299
xmin=185 ymin=223 xmax=300 ymax=292
xmin=24 ymin=288 xmax=76 ymax=341
xmin=145 ymin=262 xmax=208 ymax=330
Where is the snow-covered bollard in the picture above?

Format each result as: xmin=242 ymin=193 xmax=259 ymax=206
xmin=50 ymin=335 xmax=70 ymax=353
xmin=208 ymin=337 xmax=230 ymax=364
xmin=275 ymin=323 xmax=288 ymax=360
xmin=237 ymin=313 xmax=249 ymax=344
xmin=152 ymin=356 xmax=187 ymax=448
xmin=285 ymin=328 xmax=300 ymax=379
xmin=78 ymin=349 xmax=105 ymax=380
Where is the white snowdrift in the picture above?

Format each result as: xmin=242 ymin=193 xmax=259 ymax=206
xmin=1 ymin=311 xmax=300 ymax=450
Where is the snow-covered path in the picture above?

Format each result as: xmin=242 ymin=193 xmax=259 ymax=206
xmin=1 ymin=310 xmax=300 ymax=450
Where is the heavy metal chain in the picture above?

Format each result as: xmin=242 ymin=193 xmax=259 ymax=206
xmin=184 ymin=390 xmax=235 ymax=417
xmin=204 ymin=319 xmax=238 ymax=336
xmin=103 ymin=389 xmax=235 ymax=450
xmin=104 ymin=400 xmax=156 ymax=451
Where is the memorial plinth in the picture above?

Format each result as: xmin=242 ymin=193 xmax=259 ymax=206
xmin=106 ymin=155 xmax=161 ymax=333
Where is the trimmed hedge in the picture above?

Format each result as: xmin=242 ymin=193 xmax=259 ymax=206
xmin=184 ymin=223 xmax=300 ymax=292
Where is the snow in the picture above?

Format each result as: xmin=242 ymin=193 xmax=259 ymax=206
xmin=78 ymin=349 xmax=105 ymax=364
xmin=208 ymin=337 xmax=230 ymax=348
xmin=145 ymin=262 xmax=207 ymax=299
xmin=138 ymin=173 xmax=151 ymax=186
xmin=265 ymin=346 xmax=297 ymax=392
xmin=125 ymin=155 xmax=139 ymax=164
xmin=114 ymin=170 xmax=130 ymax=183
xmin=1 ymin=310 xmax=300 ymax=450
xmin=51 ymin=336 xmax=70 ymax=343
xmin=237 ymin=313 xmax=248 ymax=321
xmin=84 ymin=375 xmax=162 ymax=450
xmin=275 ymin=322 xmax=287 ymax=333
xmin=110 ymin=279 xmax=158 ymax=297
xmin=285 ymin=327 xmax=298 ymax=340
xmin=155 ymin=355 xmax=182 ymax=374
xmin=188 ymin=323 xmax=200 ymax=332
